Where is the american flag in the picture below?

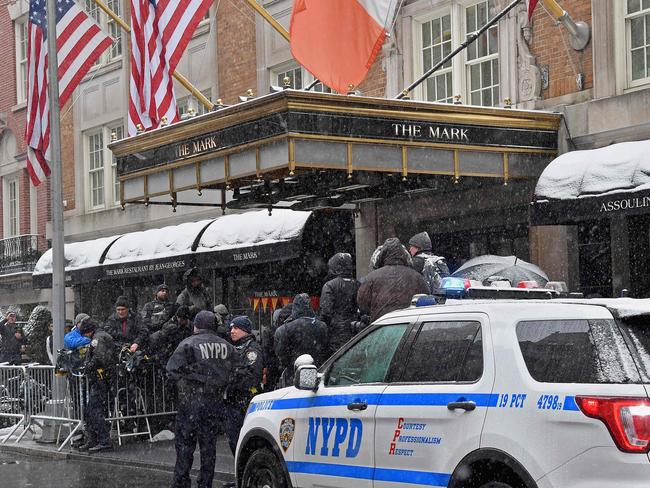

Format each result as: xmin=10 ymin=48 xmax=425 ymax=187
xmin=128 ymin=0 xmax=213 ymax=136
xmin=25 ymin=0 xmax=112 ymax=186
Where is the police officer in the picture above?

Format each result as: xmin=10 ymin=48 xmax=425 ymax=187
xmin=78 ymin=319 xmax=116 ymax=453
xmin=224 ymin=316 xmax=263 ymax=455
xmin=166 ymin=310 xmax=244 ymax=488
xmin=141 ymin=284 xmax=175 ymax=332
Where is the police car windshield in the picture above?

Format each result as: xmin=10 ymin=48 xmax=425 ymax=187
xmin=617 ymin=315 xmax=650 ymax=383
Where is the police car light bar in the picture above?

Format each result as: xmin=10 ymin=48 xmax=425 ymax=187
xmin=436 ymin=277 xmax=559 ymax=300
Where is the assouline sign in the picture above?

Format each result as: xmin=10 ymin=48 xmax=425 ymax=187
xmin=117 ymin=111 xmax=557 ymax=175
xmin=599 ymin=195 xmax=650 ymax=213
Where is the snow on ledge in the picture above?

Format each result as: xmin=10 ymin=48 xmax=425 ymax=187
xmin=534 ymin=140 xmax=650 ymax=200
xmin=33 ymin=209 xmax=312 ymax=276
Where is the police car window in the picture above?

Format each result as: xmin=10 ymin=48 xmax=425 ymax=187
xmin=400 ymin=321 xmax=483 ymax=383
xmin=326 ymin=324 xmax=409 ymax=386
xmin=614 ymin=315 xmax=650 ymax=383
xmin=517 ymin=320 xmax=642 ymax=384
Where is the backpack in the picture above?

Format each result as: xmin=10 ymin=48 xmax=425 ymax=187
xmin=422 ymin=254 xmax=450 ymax=293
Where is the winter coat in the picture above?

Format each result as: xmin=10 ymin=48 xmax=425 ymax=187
xmin=0 ymin=319 xmax=23 ymax=364
xmin=412 ymin=251 xmax=450 ymax=292
xmin=166 ymin=330 xmax=245 ymax=402
xmin=229 ymin=335 xmax=263 ymax=405
xmin=84 ymin=330 xmax=116 ymax=382
xmin=263 ymin=304 xmax=293 ymax=390
xmin=274 ymin=294 xmax=328 ymax=379
xmin=176 ymin=287 xmax=212 ymax=318
xmin=320 ymin=253 xmax=360 ymax=354
xmin=148 ymin=316 xmax=193 ymax=363
xmin=103 ymin=311 xmax=149 ymax=348
xmin=357 ymin=238 xmax=429 ymax=323
xmin=141 ymin=298 xmax=175 ymax=332
xmin=64 ymin=328 xmax=92 ymax=350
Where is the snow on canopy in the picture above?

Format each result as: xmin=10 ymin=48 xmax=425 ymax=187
xmin=103 ymin=220 xmax=213 ymax=265
xmin=534 ymin=140 xmax=650 ymax=200
xmin=33 ymin=235 xmax=120 ymax=275
xmin=196 ymin=209 xmax=312 ymax=252
xmin=32 ymin=209 xmax=312 ymax=276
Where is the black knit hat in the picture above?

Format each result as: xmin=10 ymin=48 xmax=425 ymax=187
xmin=115 ymin=296 xmax=130 ymax=309
xmin=157 ymin=284 xmax=169 ymax=293
xmin=193 ymin=310 xmax=215 ymax=330
xmin=79 ymin=319 xmax=98 ymax=334
xmin=231 ymin=316 xmax=252 ymax=334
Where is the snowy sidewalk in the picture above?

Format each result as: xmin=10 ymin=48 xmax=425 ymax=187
xmin=0 ymin=425 xmax=235 ymax=482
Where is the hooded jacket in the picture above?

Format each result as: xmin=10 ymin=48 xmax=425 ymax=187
xmin=357 ymin=238 xmax=429 ymax=323
xmin=176 ymin=268 xmax=212 ymax=317
xmin=319 ymin=253 xmax=360 ymax=354
xmin=274 ymin=294 xmax=328 ymax=378
xmin=0 ymin=318 xmax=23 ymax=364
xmin=104 ymin=310 xmax=149 ymax=347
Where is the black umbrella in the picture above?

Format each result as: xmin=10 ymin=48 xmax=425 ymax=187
xmin=451 ymin=255 xmax=549 ymax=286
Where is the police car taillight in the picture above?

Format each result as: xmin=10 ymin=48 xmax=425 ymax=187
xmin=516 ymin=280 xmax=540 ymax=289
xmin=576 ymin=396 xmax=650 ymax=453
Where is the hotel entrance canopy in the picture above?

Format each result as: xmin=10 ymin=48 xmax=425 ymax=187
xmin=110 ymin=91 xmax=561 ymax=210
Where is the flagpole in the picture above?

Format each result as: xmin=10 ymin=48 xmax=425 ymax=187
xmin=91 ymin=0 xmax=213 ymax=110
xmin=395 ymin=0 xmax=520 ymax=100
xmin=46 ymin=0 xmax=66 ymax=394
xmin=243 ymin=0 xmax=290 ymax=41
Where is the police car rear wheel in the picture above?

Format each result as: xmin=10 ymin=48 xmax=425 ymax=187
xmin=241 ymin=448 xmax=287 ymax=488
xmin=478 ymin=483 xmax=513 ymax=488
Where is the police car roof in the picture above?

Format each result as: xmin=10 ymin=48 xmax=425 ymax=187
xmin=374 ymin=299 xmax=638 ymax=325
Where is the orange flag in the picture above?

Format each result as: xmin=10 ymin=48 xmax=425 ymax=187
xmin=290 ymin=0 xmax=398 ymax=93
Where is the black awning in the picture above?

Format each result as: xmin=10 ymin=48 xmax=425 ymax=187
xmin=32 ymin=210 xmax=312 ymax=288
xmin=531 ymin=140 xmax=650 ymax=225
xmin=531 ymin=189 xmax=650 ymax=225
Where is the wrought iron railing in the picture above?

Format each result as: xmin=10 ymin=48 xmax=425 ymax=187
xmin=0 ymin=235 xmax=46 ymax=275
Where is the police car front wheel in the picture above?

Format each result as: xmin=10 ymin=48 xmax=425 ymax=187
xmin=478 ymin=483 xmax=513 ymax=488
xmin=241 ymin=448 xmax=288 ymax=488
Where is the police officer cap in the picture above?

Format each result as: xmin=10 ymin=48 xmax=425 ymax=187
xmin=231 ymin=315 xmax=252 ymax=334
xmin=157 ymin=283 xmax=169 ymax=292
xmin=193 ymin=310 xmax=215 ymax=330
xmin=79 ymin=319 xmax=98 ymax=334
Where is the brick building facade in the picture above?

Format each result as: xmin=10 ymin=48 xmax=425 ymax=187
xmin=3 ymin=0 xmax=650 ymax=315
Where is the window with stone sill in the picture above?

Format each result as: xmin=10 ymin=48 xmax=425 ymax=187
xmin=271 ymin=65 xmax=334 ymax=93
xmin=413 ymin=0 xmax=500 ymax=107
xmin=15 ymin=17 xmax=28 ymax=104
xmin=85 ymin=123 xmax=124 ymax=211
xmin=626 ymin=0 xmax=650 ymax=86
xmin=178 ymin=88 xmax=213 ymax=118
xmin=84 ymin=0 xmax=123 ymax=66
xmin=3 ymin=178 xmax=20 ymax=237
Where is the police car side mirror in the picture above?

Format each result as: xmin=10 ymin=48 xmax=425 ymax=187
xmin=294 ymin=365 xmax=319 ymax=391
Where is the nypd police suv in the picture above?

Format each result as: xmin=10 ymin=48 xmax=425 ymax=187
xmin=236 ymin=280 xmax=650 ymax=488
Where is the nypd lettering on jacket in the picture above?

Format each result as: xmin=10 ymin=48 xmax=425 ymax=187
xmin=198 ymin=342 xmax=229 ymax=360
xmin=306 ymin=417 xmax=363 ymax=458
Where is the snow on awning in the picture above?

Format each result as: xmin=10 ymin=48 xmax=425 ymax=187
xmin=32 ymin=209 xmax=312 ymax=287
xmin=531 ymin=140 xmax=650 ymax=225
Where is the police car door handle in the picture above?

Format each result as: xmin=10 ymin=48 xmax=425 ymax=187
xmin=447 ymin=401 xmax=476 ymax=412
xmin=347 ymin=401 xmax=368 ymax=411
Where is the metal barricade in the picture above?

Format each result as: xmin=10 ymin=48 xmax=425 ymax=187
xmin=0 ymin=364 xmax=28 ymax=443
xmin=0 ymin=361 xmax=177 ymax=450
xmin=14 ymin=365 xmax=82 ymax=451
xmin=106 ymin=361 xmax=177 ymax=446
